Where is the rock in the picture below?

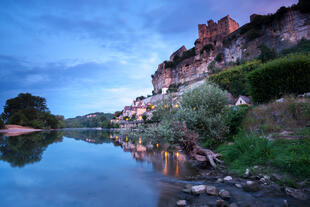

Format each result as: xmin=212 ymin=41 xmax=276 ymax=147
xmin=271 ymin=173 xmax=282 ymax=181
xmin=206 ymin=185 xmax=218 ymax=196
xmin=216 ymin=199 xmax=225 ymax=207
xmin=224 ymin=176 xmax=232 ymax=181
xmin=245 ymin=168 xmax=250 ymax=177
xmin=192 ymin=185 xmax=206 ymax=194
xmin=243 ymin=181 xmax=260 ymax=192
xmin=235 ymin=183 xmax=242 ymax=188
xmin=176 ymin=200 xmax=187 ymax=206
xmin=276 ymin=98 xmax=284 ymax=103
xmin=219 ymin=189 xmax=231 ymax=200
xmin=182 ymin=184 xmax=192 ymax=193
xmin=217 ymin=178 xmax=224 ymax=183
xmin=279 ymin=131 xmax=290 ymax=136
xmin=229 ymin=203 xmax=238 ymax=207
xmin=285 ymin=187 xmax=308 ymax=200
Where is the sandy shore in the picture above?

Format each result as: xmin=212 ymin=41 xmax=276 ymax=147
xmin=0 ymin=125 xmax=42 ymax=136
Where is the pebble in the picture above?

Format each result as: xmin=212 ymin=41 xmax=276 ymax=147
xmin=219 ymin=189 xmax=231 ymax=200
xmin=192 ymin=185 xmax=206 ymax=194
xmin=206 ymin=185 xmax=218 ymax=196
xmin=224 ymin=176 xmax=232 ymax=181
xmin=176 ymin=200 xmax=187 ymax=206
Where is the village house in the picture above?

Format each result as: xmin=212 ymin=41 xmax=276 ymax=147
xmin=235 ymin=95 xmax=251 ymax=106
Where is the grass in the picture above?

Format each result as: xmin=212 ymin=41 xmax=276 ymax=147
xmin=217 ymin=131 xmax=310 ymax=185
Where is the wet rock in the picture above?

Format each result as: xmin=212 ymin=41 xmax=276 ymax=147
xmin=206 ymin=185 xmax=218 ymax=196
xmin=217 ymin=178 xmax=224 ymax=183
xmin=182 ymin=184 xmax=192 ymax=193
xmin=229 ymin=203 xmax=238 ymax=207
xmin=245 ymin=168 xmax=250 ymax=177
xmin=219 ymin=189 xmax=231 ymax=200
xmin=216 ymin=199 xmax=225 ymax=207
xmin=176 ymin=200 xmax=187 ymax=206
xmin=192 ymin=185 xmax=206 ymax=194
xmin=224 ymin=176 xmax=232 ymax=181
xmin=285 ymin=187 xmax=308 ymax=200
xmin=235 ymin=183 xmax=242 ymax=188
xmin=243 ymin=181 xmax=260 ymax=192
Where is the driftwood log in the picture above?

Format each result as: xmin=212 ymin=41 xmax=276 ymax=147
xmin=174 ymin=123 xmax=222 ymax=168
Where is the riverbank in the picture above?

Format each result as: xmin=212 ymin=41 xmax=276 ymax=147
xmin=0 ymin=125 xmax=42 ymax=136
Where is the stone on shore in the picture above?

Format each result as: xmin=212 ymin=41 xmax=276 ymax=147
xmin=192 ymin=185 xmax=206 ymax=194
xmin=219 ymin=189 xmax=231 ymax=200
xmin=176 ymin=200 xmax=187 ymax=206
xmin=224 ymin=176 xmax=232 ymax=181
xmin=206 ymin=185 xmax=218 ymax=196
xmin=216 ymin=199 xmax=225 ymax=207
xmin=242 ymin=181 xmax=260 ymax=192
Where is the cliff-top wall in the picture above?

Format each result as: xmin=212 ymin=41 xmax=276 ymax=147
xmin=151 ymin=4 xmax=310 ymax=94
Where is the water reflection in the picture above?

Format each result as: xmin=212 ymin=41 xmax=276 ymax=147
xmin=0 ymin=131 xmax=62 ymax=167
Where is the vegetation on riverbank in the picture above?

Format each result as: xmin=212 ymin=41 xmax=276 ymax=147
xmin=1 ymin=93 xmax=64 ymax=129
xmin=64 ymin=112 xmax=113 ymax=128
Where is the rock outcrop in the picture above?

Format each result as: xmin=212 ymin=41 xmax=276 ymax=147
xmin=151 ymin=6 xmax=310 ymax=94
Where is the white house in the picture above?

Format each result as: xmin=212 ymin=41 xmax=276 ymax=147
xmin=235 ymin=95 xmax=251 ymax=106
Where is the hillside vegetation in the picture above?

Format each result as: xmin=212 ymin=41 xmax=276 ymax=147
xmin=64 ymin=112 xmax=113 ymax=128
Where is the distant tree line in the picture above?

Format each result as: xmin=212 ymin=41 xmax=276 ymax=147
xmin=64 ymin=112 xmax=113 ymax=128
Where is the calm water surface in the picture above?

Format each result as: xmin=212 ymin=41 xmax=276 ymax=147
xmin=0 ymin=130 xmax=197 ymax=207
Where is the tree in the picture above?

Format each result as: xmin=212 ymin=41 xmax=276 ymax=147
xmin=2 ymin=93 xmax=48 ymax=121
xmin=258 ymin=44 xmax=277 ymax=63
xmin=0 ymin=118 xmax=4 ymax=129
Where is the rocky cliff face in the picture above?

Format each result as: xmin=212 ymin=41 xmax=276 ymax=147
xmin=151 ymin=7 xmax=310 ymax=94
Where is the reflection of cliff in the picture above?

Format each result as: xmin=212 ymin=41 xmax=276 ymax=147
xmin=0 ymin=131 xmax=63 ymax=167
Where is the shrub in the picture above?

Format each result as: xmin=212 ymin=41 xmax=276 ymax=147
xmin=167 ymin=83 xmax=180 ymax=93
xmin=225 ymin=105 xmax=250 ymax=137
xmin=175 ymin=82 xmax=229 ymax=148
xmin=248 ymin=54 xmax=310 ymax=103
xmin=208 ymin=60 xmax=261 ymax=97
xmin=258 ymin=44 xmax=277 ymax=63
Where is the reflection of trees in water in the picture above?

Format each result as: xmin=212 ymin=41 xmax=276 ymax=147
xmin=62 ymin=129 xmax=112 ymax=144
xmin=0 ymin=131 xmax=63 ymax=167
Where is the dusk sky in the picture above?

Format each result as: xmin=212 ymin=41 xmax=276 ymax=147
xmin=0 ymin=0 xmax=297 ymax=118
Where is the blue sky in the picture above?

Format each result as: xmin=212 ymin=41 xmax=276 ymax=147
xmin=0 ymin=0 xmax=297 ymax=118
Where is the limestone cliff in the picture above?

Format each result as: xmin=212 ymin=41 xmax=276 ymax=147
xmin=152 ymin=5 xmax=310 ymax=94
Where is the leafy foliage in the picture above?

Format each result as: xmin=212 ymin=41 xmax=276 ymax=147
xmin=64 ymin=112 xmax=113 ymax=128
xmin=215 ymin=52 xmax=224 ymax=62
xmin=248 ymin=54 xmax=310 ymax=103
xmin=258 ymin=44 xmax=277 ymax=63
xmin=1 ymin=93 xmax=63 ymax=129
xmin=175 ymin=82 xmax=229 ymax=148
xmin=225 ymin=105 xmax=250 ymax=137
xmin=208 ymin=60 xmax=261 ymax=97
xmin=0 ymin=118 xmax=4 ymax=129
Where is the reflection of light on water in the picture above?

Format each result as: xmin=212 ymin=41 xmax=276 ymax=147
xmin=176 ymin=151 xmax=179 ymax=158
xmin=126 ymin=136 xmax=128 ymax=142
xmin=116 ymin=136 xmax=119 ymax=141
xmin=175 ymin=158 xmax=179 ymax=177
xmin=138 ymin=137 xmax=142 ymax=145
xmin=163 ymin=151 xmax=168 ymax=175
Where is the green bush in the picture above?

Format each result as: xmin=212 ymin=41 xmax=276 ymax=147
xmin=248 ymin=54 xmax=310 ymax=103
xmin=208 ymin=60 xmax=261 ymax=97
xmin=225 ymin=105 xmax=250 ymax=137
xmin=258 ymin=44 xmax=277 ymax=63
xmin=176 ymin=82 xmax=229 ymax=148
